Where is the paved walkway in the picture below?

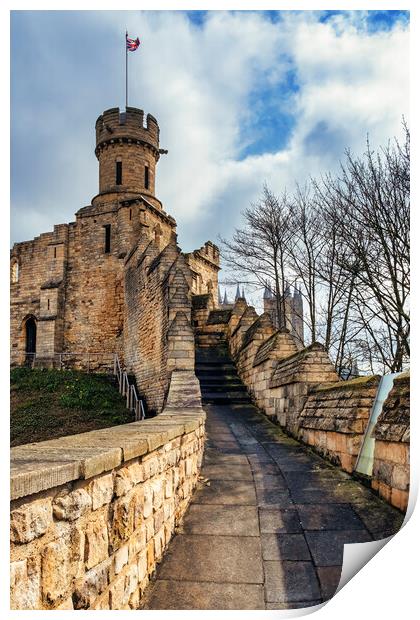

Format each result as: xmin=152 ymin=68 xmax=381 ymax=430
xmin=142 ymin=401 xmax=404 ymax=609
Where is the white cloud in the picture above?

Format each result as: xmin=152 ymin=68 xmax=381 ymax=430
xmin=11 ymin=11 xmax=409 ymax=262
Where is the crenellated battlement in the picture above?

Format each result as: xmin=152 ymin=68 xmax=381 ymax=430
xmin=95 ymin=107 xmax=160 ymax=158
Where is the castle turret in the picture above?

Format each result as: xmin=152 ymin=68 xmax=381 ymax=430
xmin=93 ymin=106 xmax=165 ymax=210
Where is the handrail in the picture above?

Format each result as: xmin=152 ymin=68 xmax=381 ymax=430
xmin=10 ymin=351 xmax=146 ymax=422
xmin=112 ymin=353 xmax=145 ymax=421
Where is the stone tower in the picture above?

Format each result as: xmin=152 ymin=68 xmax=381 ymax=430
xmin=10 ymin=104 xmax=219 ymax=369
xmin=93 ymin=106 xmax=164 ymax=210
xmin=263 ymin=281 xmax=304 ymax=346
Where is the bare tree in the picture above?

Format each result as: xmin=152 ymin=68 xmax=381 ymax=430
xmin=220 ymin=123 xmax=409 ymax=374
xmin=315 ymin=126 xmax=410 ymax=372
xmin=219 ymin=185 xmax=292 ymax=326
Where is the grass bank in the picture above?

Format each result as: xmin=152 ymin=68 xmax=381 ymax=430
xmin=11 ymin=367 xmax=133 ymax=447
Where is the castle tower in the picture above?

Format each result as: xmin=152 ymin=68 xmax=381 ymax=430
xmin=262 ymin=280 xmax=304 ymax=347
xmin=93 ymin=106 xmax=165 ymax=212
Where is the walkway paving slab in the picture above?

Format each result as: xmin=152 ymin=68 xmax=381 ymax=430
xmin=158 ymin=534 xmax=264 ymax=583
xmin=201 ymin=462 xmax=253 ymax=480
xmin=296 ymin=503 xmax=367 ymax=531
xmin=305 ymin=530 xmax=372 ymax=566
xmin=181 ymin=504 xmax=260 ymax=536
xmin=143 ymin=347 xmax=405 ymax=609
xmin=264 ymin=560 xmax=321 ymax=603
xmin=316 ymin=566 xmax=342 ymax=599
xmin=261 ymin=534 xmax=312 ymax=561
xmin=143 ymin=581 xmax=265 ymax=610
xmin=192 ymin=479 xmax=257 ymax=505
xmin=259 ymin=508 xmax=303 ymax=534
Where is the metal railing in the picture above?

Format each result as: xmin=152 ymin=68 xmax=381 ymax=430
xmin=10 ymin=351 xmax=146 ymax=421
xmin=114 ymin=355 xmax=146 ymax=422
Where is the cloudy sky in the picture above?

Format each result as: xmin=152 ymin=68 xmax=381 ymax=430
xmin=11 ymin=10 xmax=409 ymax=300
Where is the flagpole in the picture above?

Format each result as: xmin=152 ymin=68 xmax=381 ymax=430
xmin=125 ymin=30 xmax=128 ymax=109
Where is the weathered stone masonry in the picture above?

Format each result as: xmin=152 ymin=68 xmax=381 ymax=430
xmin=195 ymin=295 xmax=410 ymax=512
xmin=10 ymin=106 xmax=220 ymax=400
xmin=10 ymin=372 xmax=205 ymax=610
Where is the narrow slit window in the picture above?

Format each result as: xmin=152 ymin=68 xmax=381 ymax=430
xmin=104 ymin=224 xmax=111 ymax=254
xmin=47 ymin=299 xmax=50 ymax=310
xmin=144 ymin=165 xmax=149 ymax=190
xmin=54 ymin=247 xmax=57 ymax=258
xmin=129 ymin=208 xmax=132 ymax=221
xmin=116 ymin=161 xmax=122 ymax=185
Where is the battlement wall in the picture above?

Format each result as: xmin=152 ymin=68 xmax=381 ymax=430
xmin=207 ymin=298 xmax=410 ymax=512
xmin=95 ymin=107 xmax=159 ymax=157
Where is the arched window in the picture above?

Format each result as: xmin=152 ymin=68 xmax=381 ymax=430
xmin=11 ymin=259 xmax=19 ymax=284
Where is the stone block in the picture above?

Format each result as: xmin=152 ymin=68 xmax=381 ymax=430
xmin=390 ymin=487 xmax=409 ymax=512
xmin=339 ymin=453 xmax=355 ymax=473
xmin=142 ymin=455 xmax=159 ymax=479
xmin=127 ymin=461 xmax=144 ymax=484
xmin=146 ymin=539 xmax=155 ymax=573
xmin=391 ymin=464 xmax=410 ymax=491
xmin=90 ymin=472 xmax=114 ymax=510
xmin=10 ymin=457 xmax=81 ymax=501
xmin=151 ymin=478 xmax=164 ymax=509
xmin=10 ymin=497 xmax=52 ymax=544
xmin=143 ymin=484 xmax=153 ymax=519
xmin=114 ymin=544 xmax=129 ymax=574
xmin=115 ymin=468 xmax=134 ymax=497
xmin=53 ymin=488 xmax=92 ymax=521
xmin=84 ymin=514 xmax=109 ymax=569
xmin=10 ymin=557 xmax=41 ymax=610
xmin=129 ymin=525 xmax=147 ymax=557
xmin=41 ymin=539 xmax=72 ymax=606
xmin=334 ymin=433 xmax=348 ymax=453
xmin=145 ymin=516 xmax=154 ymax=542
xmin=154 ymin=507 xmax=164 ymax=533
xmin=73 ymin=560 xmax=110 ymax=609
xmin=109 ymin=574 xmax=125 ymax=609
xmin=377 ymin=481 xmax=392 ymax=503
xmin=110 ymin=493 xmax=136 ymax=549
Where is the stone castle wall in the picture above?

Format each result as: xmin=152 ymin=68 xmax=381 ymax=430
xmin=372 ymin=372 xmax=410 ymax=511
xmin=123 ymin=235 xmax=195 ymax=414
xmin=10 ymin=372 xmax=205 ymax=610
xmin=184 ymin=241 xmax=220 ymax=301
xmin=201 ymin=295 xmax=410 ymax=512
xmin=11 ymin=106 xmax=219 ymax=383
xmin=298 ymin=376 xmax=380 ymax=473
xmin=10 ymin=224 xmax=70 ymax=363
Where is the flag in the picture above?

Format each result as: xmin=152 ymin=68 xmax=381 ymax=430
xmin=126 ymin=35 xmax=141 ymax=52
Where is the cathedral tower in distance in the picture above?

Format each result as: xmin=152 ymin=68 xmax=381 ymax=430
xmin=263 ymin=281 xmax=304 ymax=347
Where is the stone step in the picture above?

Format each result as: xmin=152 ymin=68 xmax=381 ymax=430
xmin=195 ymin=358 xmax=232 ymax=366
xmin=195 ymin=364 xmax=236 ymax=378
xmin=200 ymin=383 xmax=247 ymax=393
xmin=199 ymin=377 xmax=243 ymax=386
xmin=201 ymin=393 xmax=251 ymax=404
xmin=195 ymin=332 xmax=226 ymax=339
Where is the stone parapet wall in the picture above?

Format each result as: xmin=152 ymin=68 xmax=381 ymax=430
xmin=269 ymin=344 xmax=339 ymax=436
xmin=372 ymin=373 xmax=410 ymax=511
xmin=213 ymin=299 xmax=410 ymax=512
xmin=124 ymin=237 xmax=194 ymax=414
xmin=10 ymin=371 xmax=205 ymax=610
xmin=298 ymin=376 xmax=380 ymax=473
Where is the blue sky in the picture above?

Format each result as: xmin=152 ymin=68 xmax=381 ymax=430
xmin=11 ymin=10 xmax=409 ymax=286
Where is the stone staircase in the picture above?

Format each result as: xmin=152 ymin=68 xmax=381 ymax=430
xmin=195 ymin=343 xmax=250 ymax=405
xmin=194 ymin=330 xmax=227 ymax=348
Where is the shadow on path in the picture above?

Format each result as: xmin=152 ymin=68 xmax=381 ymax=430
xmin=142 ymin=349 xmax=404 ymax=610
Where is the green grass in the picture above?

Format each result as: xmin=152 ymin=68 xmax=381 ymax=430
xmin=11 ymin=367 xmax=134 ymax=447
